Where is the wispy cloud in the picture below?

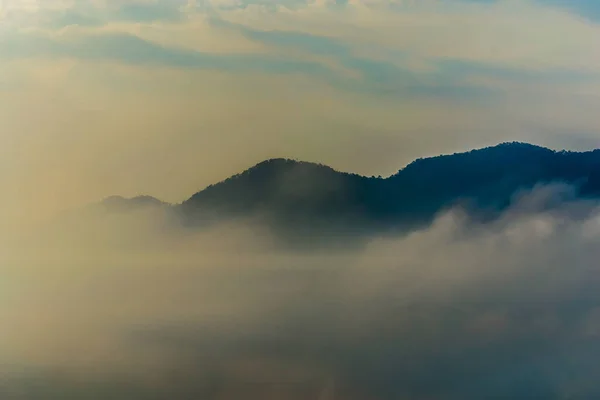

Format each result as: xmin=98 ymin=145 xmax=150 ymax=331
xmin=0 ymin=29 xmax=342 ymax=77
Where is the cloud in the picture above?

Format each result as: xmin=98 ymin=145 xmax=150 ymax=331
xmin=6 ymin=0 xmax=600 ymax=73
xmin=3 ymin=185 xmax=600 ymax=399
xmin=0 ymin=0 xmax=190 ymax=27
xmin=5 ymin=0 xmax=598 ymax=110
xmin=2 ymin=0 xmax=600 ymax=109
xmin=0 ymin=19 xmax=499 ymax=101
xmin=0 ymin=29 xmax=343 ymax=78
xmin=209 ymin=0 xmax=600 ymax=72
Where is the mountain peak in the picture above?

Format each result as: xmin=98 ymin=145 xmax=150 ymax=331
xmin=243 ymin=158 xmax=336 ymax=175
xmin=398 ymin=141 xmax=555 ymax=175
xmin=100 ymin=195 xmax=166 ymax=211
xmin=495 ymin=141 xmax=547 ymax=149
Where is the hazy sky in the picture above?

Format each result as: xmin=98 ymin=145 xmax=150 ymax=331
xmin=2 ymin=0 xmax=600 ymax=224
xmin=3 ymin=3 xmax=600 ymax=398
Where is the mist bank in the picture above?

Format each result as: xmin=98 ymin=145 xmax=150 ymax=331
xmin=3 ymin=184 xmax=600 ymax=399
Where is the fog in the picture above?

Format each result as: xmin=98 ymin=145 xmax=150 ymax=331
xmin=3 ymin=185 xmax=600 ymax=399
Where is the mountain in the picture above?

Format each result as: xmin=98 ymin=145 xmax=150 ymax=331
xmin=99 ymin=195 xmax=168 ymax=212
xmin=177 ymin=142 xmax=600 ymax=233
xmin=66 ymin=142 xmax=600 ymax=248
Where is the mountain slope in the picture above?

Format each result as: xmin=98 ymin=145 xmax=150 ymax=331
xmin=179 ymin=158 xmax=376 ymax=227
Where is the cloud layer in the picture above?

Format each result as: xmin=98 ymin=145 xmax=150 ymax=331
xmin=3 ymin=185 xmax=600 ymax=399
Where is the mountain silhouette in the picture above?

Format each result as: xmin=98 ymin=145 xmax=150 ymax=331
xmin=81 ymin=142 xmax=600 ymax=247
xmin=177 ymin=142 xmax=600 ymax=227
xmin=100 ymin=195 xmax=168 ymax=212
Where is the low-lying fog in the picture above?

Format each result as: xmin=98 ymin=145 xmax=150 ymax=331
xmin=2 ymin=184 xmax=600 ymax=399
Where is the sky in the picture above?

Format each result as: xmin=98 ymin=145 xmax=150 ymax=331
xmin=2 ymin=0 xmax=600 ymax=225
xmin=3 ymin=2 xmax=600 ymax=398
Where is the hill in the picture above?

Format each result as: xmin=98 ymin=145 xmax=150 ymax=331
xmin=56 ymin=142 xmax=600 ymax=249
xmin=176 ymin=142 xmax=600 ymax=234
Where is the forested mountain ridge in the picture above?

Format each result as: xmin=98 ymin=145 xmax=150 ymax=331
xmin=174 ymin=142 xmax=600 ymax=230
xmin=86 ymin=142 xmax=600 ymax=247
